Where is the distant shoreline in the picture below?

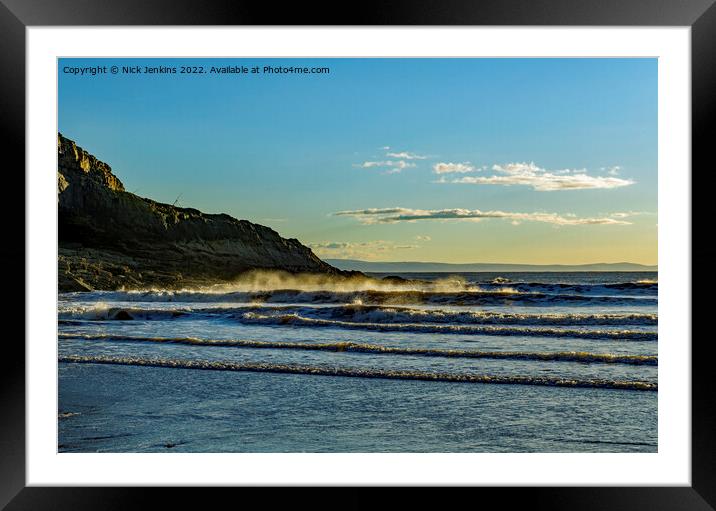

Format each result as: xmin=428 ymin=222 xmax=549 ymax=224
xmin=325 ymin=259 xmax=657 ymax=273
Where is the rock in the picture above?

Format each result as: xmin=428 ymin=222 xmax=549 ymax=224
xmin=58 ymin=134 xmax=124 ymax=192
xmin=381 ymin=275 xmax=409 ymax=284
xmin=58 ymin=270 xmax=94 ymax=292
xmin=113 ymin=310 xmax=133 ymax=320
xmin=381 ymin=275 xmax=424 ymax=286
xmin=57 ymin=133 xmax=348 ymax=291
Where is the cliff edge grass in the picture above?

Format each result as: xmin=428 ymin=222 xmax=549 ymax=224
xmin=57 ymin=133 xmax=349 ymax=292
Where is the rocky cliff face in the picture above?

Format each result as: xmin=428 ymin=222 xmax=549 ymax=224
xmin=57 ymin=133 xmax=341 ymax=291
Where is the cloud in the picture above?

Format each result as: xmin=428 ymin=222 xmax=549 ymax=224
xmin=355 ymin=160 xmax=417 ymax=173
xmin=333 ymin=207 xmax=632 ymax=226
xmin=386 ymin=151 xmax=427 ymax=160
xmin=447 ymin=162 xmax=634 ymax=191
xmin=309 ymin=242 xmax=353 ymax=250
xmin=607 ymin=210 xmax=654 ymax=219
xmin=308 ymin=240 xmax=419 ymax=260
xmin=433 ymin=162 xmax=476 ymax=174
xmin=601 ymin=166 xmax=622 ymax=176
xmin=415 ymin=235 xmax=432 ymax=241
xmin=357 ymin=161 xmax=391 ymax=168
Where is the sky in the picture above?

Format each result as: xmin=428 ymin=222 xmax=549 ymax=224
xmin=58 ymin=58 xmax=657 ymax=265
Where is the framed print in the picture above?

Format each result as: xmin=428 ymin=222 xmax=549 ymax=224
xmin=4 ymin=0 xmax=714 ymax=508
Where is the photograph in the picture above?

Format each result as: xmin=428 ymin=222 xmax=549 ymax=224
xmin=56 ymin=57 xmax=658 ymax=454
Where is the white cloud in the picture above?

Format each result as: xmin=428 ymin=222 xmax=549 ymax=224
xmin=386 ymin=151 xmax=427 ymax=160
xmin=433 ymin=162 xmax=476 ymax=174
xmin=309 ymin=242 xmax=353 ymax=249
xmin=355 ymin=160 xmax=416 ymax=173
xmin=447 ymin=162 xmax=634 ymax=191
xmin=333 ymin=207 xmax=632 ymax=226
xmin=607 ymin=210 xmax=654 ymax=219
xmin=415 ymin=235 xmax=432 ymax=241
xmin=601 ymin=166 xmax=622 ymax=176
xmin=308 ymin=240 xmax=419 ymax=260
xmin=357 ymin=161 xmax=388 ymax=168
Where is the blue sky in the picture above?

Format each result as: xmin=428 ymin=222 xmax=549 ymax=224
xmin=58 ymin=58 xmax=657 ymax=264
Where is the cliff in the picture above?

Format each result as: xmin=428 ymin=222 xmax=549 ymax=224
xmin=57 ymin=133 xmax=342 ymax=291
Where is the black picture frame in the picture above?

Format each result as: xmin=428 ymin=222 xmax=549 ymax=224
xmin=3 ymin=0 xmax=713 ymax=508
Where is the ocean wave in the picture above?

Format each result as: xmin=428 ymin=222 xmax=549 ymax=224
xmin=59 ymin=332 xmax=658 ymax=365
xmin=57 ymin=307 xmax=656 ymax=339
xmin=283 ymin=305 xmax=658 ymax=326
xmin=58 ymin=354 xmax=657 ymax=391
xmin=467 ymin=281 xmax=658 ymax=296
xmin=232 ymin=312 xmax=657 ymax=341
xmin=57 ymin=303 xmax=658 ymax=326
xmin=58 ymin=269 xmax=657 ymax=298
xmin=59 ymin=289 xmax=657 ymax=307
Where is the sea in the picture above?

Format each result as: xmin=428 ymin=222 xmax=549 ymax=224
xmin=57 ymin=271 xmax=658 ymax=453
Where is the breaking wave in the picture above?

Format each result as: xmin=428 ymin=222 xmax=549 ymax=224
xmin=58 ymin=354 xmax=657 ymax=391
xmin=57 ymin=269 xmax=658 ymax=307
xmin=60 ymin=269 xmax=658 ymax=295
xmin=57 ymin=303 xmax=658 ymax=326
xmin=256 ymin=305 xmax=658 ymax=326
xmin=230 ymin=311 xmax=657 ymax=340
xmin=506 ymin=281 xmax=657 ymax=295
xmin=59 ymin=289 xmax=657 ymax=307
xmin=56 ymin=306 xmax=656 ymax=340
xmin=59 ymin=332 xmax=658 ymax=365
